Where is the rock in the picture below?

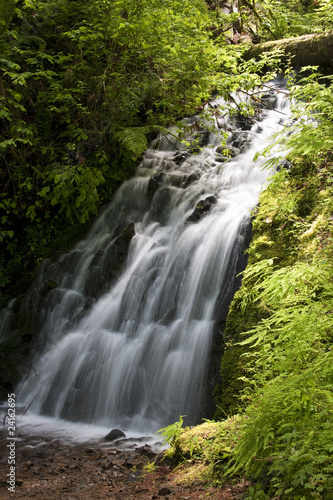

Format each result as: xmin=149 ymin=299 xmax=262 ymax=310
xmin=135 ymin=444 xmax=156 ymax=459
xmin=154 ymin=453 xmax=174 ymax=467
xmin=195 ymin=130 xmax=210 ymax=147
xmin=49 ymin=439 xmax=61 ymax=447
xmin=158 ymin=486 xmax=172 ymax=496
xmin=277 ymin=159 xmax=292 ymax=171
xmin=150 ymin=187 xmax=171 ymax=222
xmin=41 ymin=280 xmax=58 ymax=299
xmin=186 ymin=196 xmax=218 ymax=223
xmin=230 ymin=131 xmax=251 ymax=152
xmin=127 ymin=470 xmax=142 ymax=483
xmin=103 ymin=429 xmax=126 ymax=442
xmin=234 ymin=114 xmax=255 ymax=130
xmin=115 ymin=222 xmax=136 ymax=253
xmin=147 ymin=172 xmax=165 ymax=201
xmin=181 ymin=172 xmax=200 ymax=188
xmin=257 ymin=91 xmax=278 ymax=110
xmin=215 ymin=155 xmax=228 ymax=163
xmin=216 ymin=145 xmax=240 ymax=158
xmin=85 ymin=222 xmax=135 ymax=297
xmin=172 ymin=150 xmax=191 ymax=165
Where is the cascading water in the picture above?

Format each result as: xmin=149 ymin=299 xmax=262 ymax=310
xmin=13 ymin=82 xmax=291 ymax=436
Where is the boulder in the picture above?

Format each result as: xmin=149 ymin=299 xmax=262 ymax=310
xmin=215 ymin=145 xmax=240 ymax=162
xmin=186 ymin=196 xmax=218 ymax=223
xmin=103 ymin=428 xmax=126 ymax=442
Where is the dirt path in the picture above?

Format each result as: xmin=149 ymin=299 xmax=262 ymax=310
xmin=0 ymin=429 xmax=247 ymax=499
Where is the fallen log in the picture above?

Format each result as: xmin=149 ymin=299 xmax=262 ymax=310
xmin=244 ymin=31 xmax=333 ymax=68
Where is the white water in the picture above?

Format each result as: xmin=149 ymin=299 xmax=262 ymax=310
xmin=16 ymin=84 xmax=291 ymax=438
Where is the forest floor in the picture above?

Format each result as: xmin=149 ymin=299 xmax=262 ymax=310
xmin=0 ymin=428 xmax=248 ymax=499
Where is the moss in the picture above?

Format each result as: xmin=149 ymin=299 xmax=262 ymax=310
xmin=214 ymin=345 xmax=247 ymax=418
xmin=163 ymin=416 xmax=243 ymax=485
xmin=214 ymin=287 xmax=268 ymax=417
xmin=244 ymin=31 xmax=333 ymax=69
xmin=214 ymin=159 xmax=332 ymax=418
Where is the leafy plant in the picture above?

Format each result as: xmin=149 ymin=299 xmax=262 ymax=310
xmin=156 ymin=415 xmax=187 ymax=445
xmin=229 ymin=260 xmax=333 ymax=498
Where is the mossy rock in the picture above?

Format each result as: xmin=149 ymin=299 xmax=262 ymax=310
xmin=164 ymin=416 xmax=243 ymax=484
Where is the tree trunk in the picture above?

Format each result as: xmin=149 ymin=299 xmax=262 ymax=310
xmin=243 ymin=31 xmax=333 ymax=68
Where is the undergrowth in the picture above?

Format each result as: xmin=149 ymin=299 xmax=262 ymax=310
xmin=159 ymin=70 xmax=333 ymax=499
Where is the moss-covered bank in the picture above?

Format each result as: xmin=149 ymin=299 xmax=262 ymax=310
xmin=163 ymin=75 xmax=333 ymax=498
xmin=215 ymin=153 xmax=333 ymax=417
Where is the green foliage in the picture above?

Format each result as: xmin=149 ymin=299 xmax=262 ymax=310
xmin=256 ymin=69 xmax=333 ymax=195
xmin=215 ymin=66 xmax=333 ymax=498
xmin=113 ymin=125 xmax=172 ymax=160
xmin=0 ymin=0 xmax=289 ymax=304
xmin=210 ymin=60 xmax=333 ymax=498
xmin=160 ymin=417 xmax=243 ymax=484
xmin=231 ymin=261 xmax=333 ymax=498
xmin=287 ymin=70 xmax=333 ymax=164
xmin=0 ymin=0 xmax=220 ymax=301
xmin=156 ymin=415 xmax=187 ymax=445
xmin=316 ymin=0 xmax=333 ymax=28
xmin=235 ymin=0 xmax=333 ymax=41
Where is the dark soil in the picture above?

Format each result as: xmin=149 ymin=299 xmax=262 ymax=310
xmin=0 ymin=428 xmax=248 ymax=499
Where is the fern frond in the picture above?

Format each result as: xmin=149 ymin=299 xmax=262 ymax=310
xmin=113 ymin=125 xmax=177 ymax=158
xmin=113 ymin=127 xmax=148 ymax=158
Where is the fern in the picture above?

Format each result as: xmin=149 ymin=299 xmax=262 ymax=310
xmin=232 ymin=261 xmax=333 ymax=497
xmin=113 ymin=127 xmax=148 ymax=159
xmin=156 ymin=415 xmax=187 ymax=445
xmin=113 ymin=125 xmax=174 ymax=159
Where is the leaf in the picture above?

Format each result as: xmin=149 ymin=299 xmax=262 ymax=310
xmin=38 ymin=186 xmax=50 ymax=197
xmin=113 ymin=127 xmax=148 ymax=158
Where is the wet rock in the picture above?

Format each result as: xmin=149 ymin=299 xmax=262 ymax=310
xmin=215 ymin=145 xmax=240 ymax=162
xmin=181 ymin=172 xmax=200 ymax=188
xmin=148 ymin=173 xmax=165 ymax=201
xmin=230 ymin=131 xmax=251 ymax=152
xmin=195 ymin=130 xmax=210 ymax=147
xmin=172 ymin=150 xmax=191 ymax=165
xmin=135 ymin=444 xmax=156 ymax=459
xmin=277 ymin=159 xmax=292 ymax=171
xmin=154 ymin=453 xmax=174 ymax=467
xmin=41 ymin=280 xmax=58 ymax=299
xmin=150 ymin=187 xmax=171 ymax=222
xmin=234 ymin=114 xmax=255 ymax=130
xmin=49 ymin=439 xmax=61 ymax=447
xmin=85 ymin=223 xmax=135 ymax=297
xmin=215 ymin=155 xmax=229 ymax=163
xmin=186 ymin=196 xmax=217 ymax=223
xmin=167 ymin=173 xmax=186 ymax=188
xmin=216 ymin=145 xmax=240 ymax=158
xmin=115 ymin=222 xmax=136 ymax=253
xmin=258 ymin=91 xmax=278 ymax=110
xmin=104 ymin=429 xmax=126 ymax=442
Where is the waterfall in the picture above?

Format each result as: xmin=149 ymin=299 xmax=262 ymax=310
xmin=14 ymin=82 xmax=291 ymax=434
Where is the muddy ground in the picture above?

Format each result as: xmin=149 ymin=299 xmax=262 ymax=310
xmin=0 ymin=428 xmax=247 ymax=499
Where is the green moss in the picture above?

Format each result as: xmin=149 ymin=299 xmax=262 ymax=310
xmin=163 ymin=416 xmax=243 ymax=485
xmin=214 ymin=156 xmax=333 ymax=419
xmin=214 ymin=345 xmax=248 ymax=418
